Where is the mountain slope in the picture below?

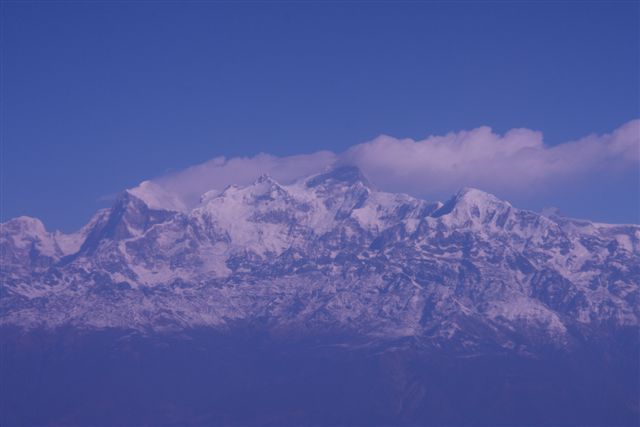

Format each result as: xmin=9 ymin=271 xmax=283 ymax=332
xmin=1 ymin=166 xmax=638 ymax=352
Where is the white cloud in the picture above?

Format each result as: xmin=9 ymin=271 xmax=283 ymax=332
xmin=131 ymin=151 xmax=336 ymax=210
xmin=130 ymin=119 xmax=639 ymax=211
xmin=345 ymin=119 xmax=639 ymax=198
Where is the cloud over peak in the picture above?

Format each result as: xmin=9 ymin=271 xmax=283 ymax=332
xmin=346 ymin=119 xmax=639 ymax=197
xmin=131 ymin=120 xmax=639 ymax=216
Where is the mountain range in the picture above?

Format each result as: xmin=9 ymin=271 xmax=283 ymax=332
xmin=1 ymin=165 xmax=639 ymax=426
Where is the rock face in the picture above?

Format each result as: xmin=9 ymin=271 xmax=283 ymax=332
xmin=2 ymin=165 xmax=638 ymax=353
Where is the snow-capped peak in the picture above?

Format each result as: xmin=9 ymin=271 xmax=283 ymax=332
xmin=128 ymin=180 xmax=189 ymax=212
xmin=454 ymin=187 xmax=510 ymax=210
xmin=305 ymin=165 xmax=370 ymax=189
xmin=254 ymin=173 xmax=277 ymax=185
xmin=432 ymin=187 xmax=510 ymax=220
xmin=1 ymin=164 xmax=639 ymax=353
xmin=1 ymin=216 xmax=48 ymax=236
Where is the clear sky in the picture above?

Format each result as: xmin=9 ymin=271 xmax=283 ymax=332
xmin=2 ymin=1 xmax=639 ymax=231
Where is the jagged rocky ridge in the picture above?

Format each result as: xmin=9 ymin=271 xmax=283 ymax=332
xmin=2 ymin=165 xmax=639 ymax=352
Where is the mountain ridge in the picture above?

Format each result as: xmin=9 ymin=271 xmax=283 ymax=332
xmin=1 ymin=165 xmax=638 ymax=354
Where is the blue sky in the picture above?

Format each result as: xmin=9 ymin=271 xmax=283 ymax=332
xmin=2 ymin=2 xmax=639 ymax=231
